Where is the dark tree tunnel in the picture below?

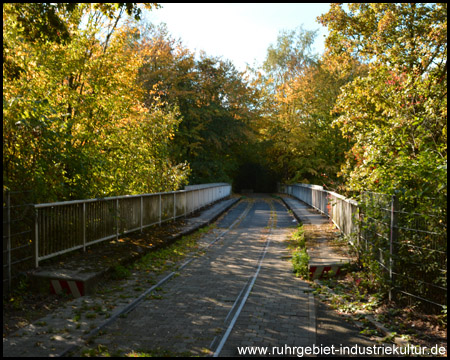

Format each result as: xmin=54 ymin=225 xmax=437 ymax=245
xmin=233 ymin=162 xmax=278 ymax=193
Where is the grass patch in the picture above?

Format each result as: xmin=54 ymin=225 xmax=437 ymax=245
xmin=110 ymin=265 xmax=131 ymax=280
xmin=124 ymin=348 xmax=194 ymax=357
xmin=81 ymin=344 xmax=111 ymax=357
xmin=134 ymin=225 xmax=214 ymax=274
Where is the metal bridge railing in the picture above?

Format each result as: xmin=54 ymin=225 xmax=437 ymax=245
xmin=281 ymin=183 xmax=359 ymax=239
xmin=33 ymin=183 xmax=231 ymax=267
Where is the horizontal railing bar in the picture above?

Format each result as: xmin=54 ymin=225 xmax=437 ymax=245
xmin=84 ymin=234 xmax=117 ymax=247
xmin=395 ymin=289 xmax=446 ymax=308
xmin=141 ymin=221 xmax=162 ymax=230
xmin=393 ymin=242 xmax=447 ymax=254
xmin=3 ymin=256 xmax=34 ymax=267
xmin=393 ymin=210 xmax=440 ymax=217
xmin=34 ymin=186 xmax=228 ymax=208
xmin=393 ymin=225 xmax=440 ymax=235
xmin=184 ymin=182 xmax=229 ymax=190
xmin=122 ymin=227 xmax=143 ymax=236
xmin=2 ymin=243 xmax=32 ymax=253
xmin=328 ymin=192 xmax=359 ymax=205
xmin=2 ymin=203 xmax=35 ymax=209
xmin=2 ymin=230 xmax=32 ymax=238
xmin=35 ymin=194 xmax=158 ymax=208
xmin=371 ymin=207 xmax=442 ymax=218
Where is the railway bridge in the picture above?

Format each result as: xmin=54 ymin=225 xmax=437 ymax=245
xmin=4 ymin=187 xmax=373 ymax=357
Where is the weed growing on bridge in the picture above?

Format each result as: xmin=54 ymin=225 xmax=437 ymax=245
xmin=110 ymin=265 xmax=131 ymax=280
xmin=291 ymin=226 xmax=306 ymax=248
xmin=134 ymin=224 xmax=215 ymax=274
xmin=288 ymin=225 xmax=310 ymax=279
xmin=292 ymin=248 xmax=310 ymax=279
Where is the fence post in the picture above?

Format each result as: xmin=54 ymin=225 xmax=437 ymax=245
xmin=389 ymin=193 xmax=399 ymax=302
xmin=6 ymin=191 xmax=11 ymax=290
xmin=34 ymin=206 xmax=39 ymax=268
xmin=356 ymin=205 xmax=361 ymax=253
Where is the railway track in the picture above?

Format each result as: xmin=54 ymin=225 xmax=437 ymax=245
xmin=59 ymin=195 xmax=311 ymax=357
xmin=60 ymin=198 xmax=255 ymax=356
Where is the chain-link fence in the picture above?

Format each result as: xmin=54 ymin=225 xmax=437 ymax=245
xmin=359 ymin=191 xmax=447 ymax=312
xmin=280 ymin=183 xmax=447 ymax=312
xmin=3 ymin=191 xmax=34 ymax=294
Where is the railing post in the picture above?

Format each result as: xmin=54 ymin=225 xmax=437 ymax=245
xmin=389 ymin=193 xmax=399 ymax=302
xmin=82 ymin=202 xmax=86 ymax=252
xmin=196 ymin=189 xmax=199 ymax=210
xmin=185 ymin=191 xmax=187 ymax=219
xmin=140 ymin=196 xmax=143 ymax=232
xmin=173 ymin=192 xmax=176 ymax=220
xmin=116 ymin=198 xmax=119 ymax=241
xmin=159 ymin=193 xmax=162 ymax=226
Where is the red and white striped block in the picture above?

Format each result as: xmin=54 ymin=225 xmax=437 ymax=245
xmin=50 ymin=279 xmax=84 ymax=298
xmin=309 ymin=264 xmax=342 ymax=280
